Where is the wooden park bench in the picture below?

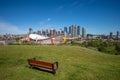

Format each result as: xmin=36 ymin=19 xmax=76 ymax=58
xmin=28 ymin=58 xmax=58 ymax=74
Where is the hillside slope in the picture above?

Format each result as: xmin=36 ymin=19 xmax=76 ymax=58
xmin=0 ymin=45 xmax=120 ymax=80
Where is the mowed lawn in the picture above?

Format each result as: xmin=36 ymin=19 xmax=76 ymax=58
xmin=0 ymin=45 xmax=120 ymax=80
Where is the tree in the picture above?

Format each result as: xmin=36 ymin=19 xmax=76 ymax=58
xmin=115 ymin=43 xmax=120 ymax=55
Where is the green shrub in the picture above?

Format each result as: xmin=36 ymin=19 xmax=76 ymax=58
xmin=115 ymin=43 xmax=120 ymax=55
xmin=82 ymin=40 xmax=120 ymax=55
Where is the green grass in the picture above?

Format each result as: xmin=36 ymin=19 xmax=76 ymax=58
xmin=0 ymin=45 xmax=120 ymax=80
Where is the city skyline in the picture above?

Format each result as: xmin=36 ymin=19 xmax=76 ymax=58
xmin=28 ymin=26 xmax=119 ymax=37
xmin=0 ymin=0 xmax=120 ymax=35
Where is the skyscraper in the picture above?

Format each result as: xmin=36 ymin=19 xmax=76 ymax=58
xmin=82 ymin=27 xmax=86 ymax=38
xmin=29 ymin=28 xmax=33 ymax=34
xmin=116 ymin=31 xmax=119 ymax=39
xmin=64 ymin=27 xmax=68 ymax=37
xmin=50 ymin=28 xmax=56 ymax=37
xmin=73 ymin=25 xmax=77 ymax=37
xmin=69 ymin=26 xmax=71 ymax=34
xmin=71 ymin=25 xmax=77 ymax=37
xmin=109 ymin=32 xmax=113 ymax=38
xmin=69 ymin=25 xmax=80 ymax=38
xmin=77 ymin=26 xmax=80 ymax=36
xmin=64 ymin=27 xmax=67 ymax=33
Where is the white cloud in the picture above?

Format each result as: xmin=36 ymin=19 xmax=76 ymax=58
xmin=47 ymin=18 xmax=51 ymax=21
xmin=0 ymin=22 xmax=17 ymax=30
xmin=0 ymin=22 xmax=26 ymax=34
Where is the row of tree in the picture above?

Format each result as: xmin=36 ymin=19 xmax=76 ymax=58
xmin=81 ymin=40 xmax=120 ymax=55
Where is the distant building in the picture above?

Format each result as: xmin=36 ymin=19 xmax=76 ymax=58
xmin=64 ymin=27 xmax=67 ymax=37
xmin=87 ymin=34 xmax=94 ymax=39
xmin=29 ymin=28 xmax=33 ymax=34
xmin=71 ymin=25 xmax=77 ymax=37
xmin=37 ymin=30 xmax=41 ymax=35
xmin=82 ymin=27 xmax=86 ymax=38
xmin=77 ymin=26 xmax=80 ymax=36
xmin=64 ymin=27 xmax=68 ymax=33
xmin=109 ymin=32 xmax=113 ymax=38
xmin=69 ymin=25 xmax=80 ymax=38
xmin=50 ymin=28 xmax=56 ymax=37
xmin=0 ymin=41 xmax=5 ymax=45
xmin=46 ymin=29 xmax=49 ymax=36
xmin=69 ymin=26 xmax=71 ymax=34
xmin=73 ymin=25 xmax=77 ymax=37
xmin=42 ymin=29 xmax=46 ymax=35
xmin=116 ymin=31 xmax=119 ymax=39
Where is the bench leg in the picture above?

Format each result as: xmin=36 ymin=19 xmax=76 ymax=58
xmin=29 ymin=65 xmax=33 ymax=68
xmin=52 ymin=70 xmax=56 ymax=74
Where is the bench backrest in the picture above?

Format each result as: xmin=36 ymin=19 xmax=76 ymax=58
xmin=28 ymin=59 xmax=53 ymax=69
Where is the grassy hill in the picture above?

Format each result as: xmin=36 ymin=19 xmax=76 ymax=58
xmin=0 ymin=45 xmax=120 ymax=80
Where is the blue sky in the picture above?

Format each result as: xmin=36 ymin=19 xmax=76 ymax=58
xmin=0 ymin=0 xmax=120 ymax=35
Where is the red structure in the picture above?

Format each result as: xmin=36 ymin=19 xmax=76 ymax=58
xmin=51 ymin=38 xmax=56 ymax=44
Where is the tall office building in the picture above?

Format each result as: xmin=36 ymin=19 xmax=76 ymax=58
xmin=116 ymin=31 xmax=119 ymax=39
xmin=64 ymin=27 xmax=68 ymax=37
xmin=69 ymin=25 xmax=80 ymax=38
xmin=82 ymin=27 xmax=86 ymax=38
xmin=50 ymin=28 xmax=56 ymax=37
xmin=37 ymin=30 xmax=41 ymax=35
xmin=109 ymin=32 xmax=113 ymax=38
xmin=41 ymin=29 xmax=46 ymax=35
xmin=71 ymin=25 xmax=76 ymax=37
xmin=45 ymin=29 xmax=49 ymax=36
xmin=64 ymin=27 xmax=67 ymax=33
xmin=69 ymin=26 xmax=71 ymax=34
xmin=77 ymin=26 xmax=80 ymax=36
xmin=73 ymin=25 xmax=77 ymax=37
xmin=29 ymin=28 xmax=33 ymax=34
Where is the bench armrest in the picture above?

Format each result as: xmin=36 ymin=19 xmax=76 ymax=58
xmin=52 ymin=62 xmax=58 ymax=70
xmin=52 ymin=62 xmax=58 ymax=74
xmin=53 ymin=62 xmax=58 ymax=67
